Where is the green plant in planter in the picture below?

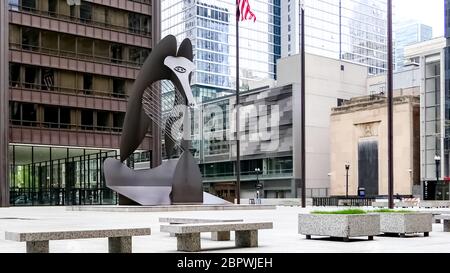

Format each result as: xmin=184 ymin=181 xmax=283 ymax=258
xmin=311 ymin=209 xmax=367 ymax=215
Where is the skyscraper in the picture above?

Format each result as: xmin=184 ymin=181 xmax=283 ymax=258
xmin=394 ymin=20 xmax=432 ymax=71
xmin=281 ymin=0 xmax=388 ymax=75
xmin=161 ymin=0 xmax=281 ymax=102
xmin=1 ymin=0 xmax=160 ymax=206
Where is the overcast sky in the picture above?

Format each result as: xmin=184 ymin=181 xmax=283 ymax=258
xmin=394 ymin=0 xmax=444 ymax=37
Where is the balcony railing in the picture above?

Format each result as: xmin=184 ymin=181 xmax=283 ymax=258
xmin=10 ymin=119 xmax=124 ymax=134
xmin=10 ymin=81 xmax=128 ymax=100
xmin=9 ymin=4 xmax=151 ymax=37
xmin=202 ymin=169 xmax=293 ymax=182
xmin=10 ymin=43 xmax=144 ymax=69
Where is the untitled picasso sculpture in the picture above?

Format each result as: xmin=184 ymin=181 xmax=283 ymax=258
xmin=103 ymin=35 xmax=205 ymax=206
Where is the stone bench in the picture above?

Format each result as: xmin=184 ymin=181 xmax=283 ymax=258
xmin=160 ymin=222 xmax=273 ymax=252
xmin=5 ymin=228 xmax=151 ymax=253
xmin=435 ymin=215 xmax=450 ymax=232
xmin=159 ymin=217 xmax=243 ymax=241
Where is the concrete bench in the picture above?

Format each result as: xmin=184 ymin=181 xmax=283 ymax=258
xmin=160 ymin=222 xmax=273 ymax=252
xmin=159 ymin=217 xmax=243 ymax=241
xmin=435 ymin=215 xmax=450 ymax=232
xmin=5 ymin=228 xmax=151 ymax=253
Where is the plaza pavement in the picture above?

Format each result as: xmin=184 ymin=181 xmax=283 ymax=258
xmin=0 ymin=206 xmax=449 ymax=253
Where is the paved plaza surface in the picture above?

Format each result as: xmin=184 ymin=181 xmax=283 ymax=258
xmin=0 ymin=206 xmax=449 ymax=253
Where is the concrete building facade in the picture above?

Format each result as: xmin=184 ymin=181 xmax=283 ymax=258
xmin=198 ymin=53 xmax=368 ymax=200
xmin=330 ymin=95 xmax=420 ymax=197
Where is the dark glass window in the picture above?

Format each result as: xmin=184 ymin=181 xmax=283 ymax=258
xmin=48 ymin=0 xmax=57 ymax=16
xmin=113 ymin=112 xmax=125 ymax=129
xmin=81 ymin=110 xmax=94 ymax=129
xmin=111 ymin=44 xmax=123 ymax=63
xmin=10 ymin=102 xmax=21 ymax=125
xmin=80 ymin=2 xmax=92 ymax=22
xmin=22 ymin=0 xmax=36 ymax=11
xmin=22 ymin=27 xmax=39 ymax=51
xmin=83 ymin=74 xmax=93 ymax=94
xmin=44 ymin=106 xmax=58 ymax=128
xmin=60 ymin=107 xmax=71 ymax=128
xmin=113 ymin=78 xmax=125 ymax=97
xmin=9 ymin=63 xmax=20 ymax=87
xmin=22 ymin=103 xmax=38 ymax=126
xmin=24 ymin=66 xmax=38 ymax=89
xmin=97 ymin=111 xmax=109 ymax=130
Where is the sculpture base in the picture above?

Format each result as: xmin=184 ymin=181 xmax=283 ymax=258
xmin=67 ymin=204 xmax=276 ymax=213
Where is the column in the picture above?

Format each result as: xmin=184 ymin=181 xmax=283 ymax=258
xmin=0 ymin=0 xmax=10 ymax=207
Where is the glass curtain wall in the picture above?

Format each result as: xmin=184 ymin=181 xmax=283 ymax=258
xmin=8 ymin=145 xmax=122 ymax=206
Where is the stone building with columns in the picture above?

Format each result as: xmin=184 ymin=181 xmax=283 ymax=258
xmin=329 ymin=95 xmax=420 ymax=198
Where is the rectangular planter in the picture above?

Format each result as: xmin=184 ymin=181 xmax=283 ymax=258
xmin=377 ymin=213 xmax=432 ymax=237
xmin=419 ymin=201 xmax=450 ymax=208
xmin=298 ymin=214 xmax=380 ymax=241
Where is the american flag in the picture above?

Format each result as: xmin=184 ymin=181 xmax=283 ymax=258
xmin=43 ymin=69 xmax=54 ymax=90
xmin=237 ymin=0 xmax=256 ymax=22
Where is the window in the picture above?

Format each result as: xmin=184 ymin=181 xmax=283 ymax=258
xmin=44 ymin=106 xmax=59 ymax=128
xmin=80 ymin=2 xmax=92 ymax=22
xmin=60 ymin=107 xmax=71 ymax=128
xmin=22 ymin=103 xmax=38 ymax=126
xmin=113 ymin=78 xmax=125 ymax=97
xmin=48 ymin=0 xmax=57 ymax=16
xmin=22 ymin=27 xmax=39 ymax=51
xmin=10 ymin=102 xmax=21 ymax=125
xmin=83 ymin=74 xmax=93 ymax=94
xmin=113 ymin=113 xmax=125 ymax=129
xmin=128 ymin=13 xmax=140 ymax=33
xmin=9 ymin=63 xmax=20 ymax=87
xmin=337 ymin=98 xmax=348 ymax=107
xmin=22 ymin=0 xmax=36 ymax=11
xmin=111 ymin=44 xmax=123 ymax=63
xmin=41 ymin=69 xmax=54 ymax=91
xmin=24 ymin=66 xmax=38 ymax=89
xmin=81 ymin=110 xmax=94 ymax=129
xmin=97 ymin=111 xmax=109 ymax=130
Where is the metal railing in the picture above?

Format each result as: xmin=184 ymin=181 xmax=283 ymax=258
xmin=10 ymin=187 xmax=118 ymax=206
xmin=202 ymin=169 xmax=294 ymax=182
xmin=312 ymin=197 xmax=376 ymax=207
xmin=9 ymin=4 xmax=151 ymax=37
xmin=10 ymin=119 xmax=124 ymax=134
xmin=10 ymin=80 xmax=128 ymax=100
xmin=10 ymin=43 xmax=144 ymax=69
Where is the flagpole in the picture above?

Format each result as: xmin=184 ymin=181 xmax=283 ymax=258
xmin=387 ymin=0 xmax=394 ymax=209
xmin=235 ymin=1 xmax=241 ymax=205
xmin=300 ymin=4 xmax=306 ymax=208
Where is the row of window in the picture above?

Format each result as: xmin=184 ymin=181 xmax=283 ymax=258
xmin=9 ymin=63 xmax=131 ymax=98
xmin=10 ymin=102 xmax=126 ymax=132
xmin=10 ymin=26 xmax=151 ymax=66
xmin=9 ymin=0 xmax=152 ymax=36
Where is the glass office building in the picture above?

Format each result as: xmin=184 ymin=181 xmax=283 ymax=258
xmin=394 ymin=20 xmax=432 ymax=71
xmin=161 ymin=0 xmax=281 ymax=102
xmin=282 ymin=0 xmax=388 ymax=74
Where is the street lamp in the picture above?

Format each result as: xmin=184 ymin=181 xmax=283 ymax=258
xmin=435 ymin=155 xmax=441 ymax=200
xmin=255 ymin=168 xmax=262 ymax=190
xmin=345 ymin=163 xmax=350 ymax=199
